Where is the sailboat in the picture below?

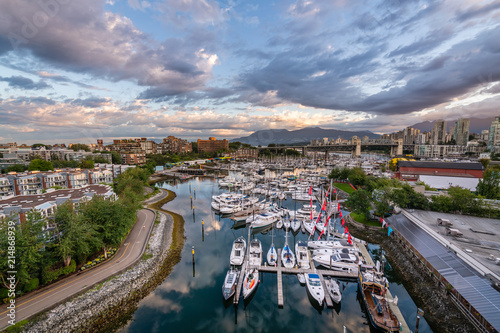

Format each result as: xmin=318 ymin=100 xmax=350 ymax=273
xmin=267 ymin=229 xmax=278 ymax=266
xmin=281 ymin=230 xmax=296 ymax=268
xmin=242 ymin=268 xmax=259 ymax=299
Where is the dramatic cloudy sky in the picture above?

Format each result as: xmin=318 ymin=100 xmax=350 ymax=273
xmin=1 ymin=0 xmax=500 ymax=144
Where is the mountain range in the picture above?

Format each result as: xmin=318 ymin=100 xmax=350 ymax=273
xmin=230 ymin=127 xmax=379 ymax=146
xmin=410 ymin=117 xmax=495 ymax=134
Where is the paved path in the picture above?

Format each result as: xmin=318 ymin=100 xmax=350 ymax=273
xmin=0 ymin=209 xmax=156 ymax=330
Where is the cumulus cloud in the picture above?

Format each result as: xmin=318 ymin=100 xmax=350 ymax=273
xmin=0 ymin=0 xmax=220 ymax=98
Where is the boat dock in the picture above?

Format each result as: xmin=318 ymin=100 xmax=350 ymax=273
xmin=231 ymin=239 xmax=411 ymax=332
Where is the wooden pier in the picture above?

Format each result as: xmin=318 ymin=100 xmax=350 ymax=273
xmin=233 ymin=260 xmax=247 ymax=305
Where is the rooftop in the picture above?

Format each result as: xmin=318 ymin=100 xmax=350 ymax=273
xmin=399 ymin=161 xmax=484 ymax=170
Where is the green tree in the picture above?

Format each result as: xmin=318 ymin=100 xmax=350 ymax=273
xmin=345 ymin=189 xmax=372 ymax=220
xmin=479 ymin=158 xmax=490 ymax=169
xmin=70 ymin=144 xmax=90 ymax=152
xmin=477 ymin=169 xmax=500 ymax=199
xmin=52 ymin=160 xmax=79 ymax=169
xmin=430 ymin=194 xmax=454 ymax=213
xmin=54 ymin=202 xmax=99 ymax=266
xmin=0 ymin=211 xmax=46 ymax=289
xmin=79 ymin=158 xmax=95 ymax=169
xmin=2 ymin=164 xmax=27 ymax=174
xmin=447 ymin=186 xmax=481 ymax=215
xmin=348 ymin=167 xmax=367 ymax=186
xmin=229 ymin=142 xmax=241 ymax=150
xmin=28 ymin=159 xmax=53 ymax=171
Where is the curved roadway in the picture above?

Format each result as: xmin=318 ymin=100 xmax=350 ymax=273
xmin=0 ymin=208 xmax=156 ymax=330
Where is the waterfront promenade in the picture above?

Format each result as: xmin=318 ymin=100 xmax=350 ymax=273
xmin=0 ymin=208 xmax=157 ymax=330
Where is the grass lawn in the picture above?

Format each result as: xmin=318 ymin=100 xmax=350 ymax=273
xmin=351 ymin=212 xmax=382 ymax=227
xmin=333 ymin=182 xmax=356 ymax=194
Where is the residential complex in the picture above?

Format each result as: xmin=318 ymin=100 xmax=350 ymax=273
xmin=0 ymin=164 xmax=133 ymax=199
xmin=488 ymin=116 xmax=500 ymax=152
xmin=197 ymin=137 xmax=229 ymax=153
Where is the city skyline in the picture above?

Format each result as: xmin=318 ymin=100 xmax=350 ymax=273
xmin=1 ymin=0 xmax=500 ymax=144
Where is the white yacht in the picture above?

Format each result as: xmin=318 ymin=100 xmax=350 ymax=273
xmin=324 ymin=278 xmax=342 ymax=304
xmin=230 ymin=236 xmax=246 ymax=265
xmin=281 ymin=232 xmax=296 ymax=268
xmin=222 ymin=268 xmax=240 ymax=300
xmin=295 ymin=241 xmax=310 ymax=269
xmin=312 ymin=252 xmax=362 ymax=273
xmin=305 ymin=273 xmax=325 ymax=306
xmin=248 ymin=239 xmax=263 ymax=267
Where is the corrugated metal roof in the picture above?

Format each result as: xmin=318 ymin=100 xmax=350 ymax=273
xmin=399 ymin=161 xmax=484 ymax=170
xmin=388 ymin=214 xmax=500 ymax=331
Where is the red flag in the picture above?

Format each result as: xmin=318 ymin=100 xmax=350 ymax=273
xmin=341 ymin=218 xmax=345 ymax=227
xmin=348 ymin=233 xmax=352 ymax=245
xmin=321 ymin=200 xmax=326 ymax=211
xmin=309 ymin=186 xmax=312 ymax=195
xmin=337 ymin=202 xmax=340 ymax=211
xmin=310 ymin=212 xmax=322 ymax=236
xmin=339 ymin=211 xmax=342 ymax=218
xmin=380 ymin=216 xmax=383 ymax=224
xmin=310 ymin=209 xmax=313 ymax=220
xmin=333 ymin=188 xmax=336 ymax=194
xmin=344 ymin=226 xmax=349 ymax=234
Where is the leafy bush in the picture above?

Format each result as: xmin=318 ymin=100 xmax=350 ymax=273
xmin=23 ymin=278 xmax=39 ymax=292
xmin=42 ymin=259 xmax=76 ymax=284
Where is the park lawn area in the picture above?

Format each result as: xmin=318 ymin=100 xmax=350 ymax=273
xmin=351 ymin=212 xmax=382 ymax=227
xmin=333 ymin=182 xmax=356 ymax=194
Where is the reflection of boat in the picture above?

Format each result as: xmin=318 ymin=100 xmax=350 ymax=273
xmin=248 ymin=239 xmax=262 ymax=266
xmin=305 ymin=273 xmax=324 ymax=307
xmin=358 ymin=264 xmax=400 ymax=332
xmin=324 ymin=278 xmax=342 ymax=304
xmin=295 ymin=241 xmax=310 ymax=269
xmin=230 ymin=236 xmax=246 ymax=265
xmin=222 ymin=268 xmax=240 ymax=300
xmin=242 ymin=268 xmax=259 ymax=299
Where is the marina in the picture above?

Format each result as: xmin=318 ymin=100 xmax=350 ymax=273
xmin=120 ymin=171 xmax=432 ymax=333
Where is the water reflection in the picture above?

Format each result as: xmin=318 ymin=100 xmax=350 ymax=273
xmin=120 ymin=175 xmax=432 ymax=333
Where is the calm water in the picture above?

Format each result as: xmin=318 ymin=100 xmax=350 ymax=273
xmin=120 ymin=175 xmax=432 ymax=333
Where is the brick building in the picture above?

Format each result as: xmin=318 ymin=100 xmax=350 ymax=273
xmin=197 ymin=137 xmax=229 ymax=153
xmin=395 ymin=161 xmax=484 ymax=181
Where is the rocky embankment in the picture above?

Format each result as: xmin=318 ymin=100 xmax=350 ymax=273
xmin=345 ymin=215 xmax=477 ymax=333
xmin=24 ymin=188 xmax=186 ymax=333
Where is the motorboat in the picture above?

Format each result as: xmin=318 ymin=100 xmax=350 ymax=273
xmin=307 ymin=238 xmax=351 ymax=250
xmin=242 ymin=268 xmax=259 ymax=299
xmin=248 ymin=239 xmax=263 ymax=267
xmin=324 ymin=278 xmax=342 ymax=304
xmin=295 ymin=241 xmax=310 ymax=269
xmin=222 ymin=268 xmax=240 ymax=300
xmin=250 ymin=212 xmax=279 ymax=229
xmin=297 ymin=273 xmax=305 ymax=284
xmin=305 ymin=273 xmax=325 ymax=306
xmin=313 ymin=252 xmax=362 ymax=273
xmin=230 ymin=236 xmax=246 ymax=265
xmin=311 ymin=246 xmax=360 ymax=257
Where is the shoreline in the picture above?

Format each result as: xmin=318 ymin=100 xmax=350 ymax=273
xmin=22 ymin=188 xmax=185 ymax=333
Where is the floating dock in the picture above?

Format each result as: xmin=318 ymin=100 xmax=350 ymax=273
xmin=232 ymin=239 xmax=410 ymax=333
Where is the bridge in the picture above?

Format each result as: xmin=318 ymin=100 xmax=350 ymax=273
xmin=258 ymin=139 xmax=413 ymax=158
